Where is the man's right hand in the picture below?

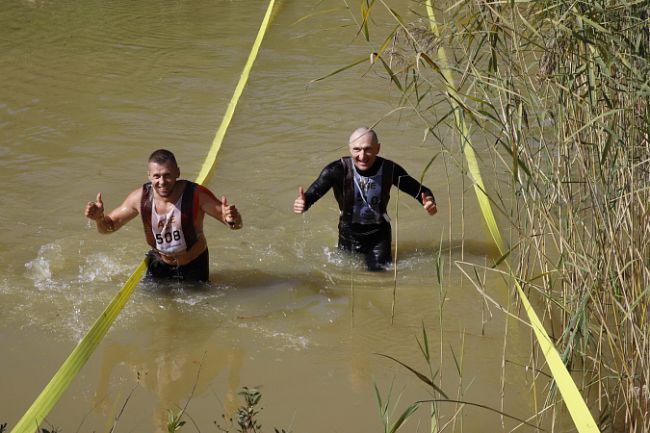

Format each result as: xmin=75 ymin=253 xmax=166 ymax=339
xmin=85 ymin=192 xmax=105 ymax=221
xmin=293 ymin=186 xmax=306 ymax=214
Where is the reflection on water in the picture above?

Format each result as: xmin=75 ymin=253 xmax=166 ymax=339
xmin=0 ymin=0 xmax=568 ymax=432
xmin=93 ymin=299 xmax=245 ymax=433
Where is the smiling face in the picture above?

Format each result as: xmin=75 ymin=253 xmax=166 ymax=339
xmin=348 ymin=128 xmax=380 ymax=171
xmin=147 ymin=161 xmax=180 ymax=198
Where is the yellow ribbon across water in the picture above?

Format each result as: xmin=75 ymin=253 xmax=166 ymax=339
xmin=424 ymin=1 xmax=598 ymax=432
xmin=10 ymin=2 xmax=275 ymax=432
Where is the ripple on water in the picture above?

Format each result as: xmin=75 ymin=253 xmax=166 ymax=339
xmin=237 ymin=321 xmax=312 ymax=352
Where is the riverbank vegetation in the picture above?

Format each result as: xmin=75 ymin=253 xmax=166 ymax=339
xmin=345 ymin=0 xmax=648 ymax=431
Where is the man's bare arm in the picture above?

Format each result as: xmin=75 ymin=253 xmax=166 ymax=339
xmin=198 ymin=186 xmax=243 ymax=229
xmin=85 ymin=189 xmax=141 ymax=234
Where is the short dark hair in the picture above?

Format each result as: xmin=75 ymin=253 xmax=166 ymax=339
xmin=148 ymin=149 xmax=178 ymax=167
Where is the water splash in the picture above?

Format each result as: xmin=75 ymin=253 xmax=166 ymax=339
xmin=24 ymin=242 xmax=65 ymax=289
xmin=78 ymin=252 xmax=132 ymax=283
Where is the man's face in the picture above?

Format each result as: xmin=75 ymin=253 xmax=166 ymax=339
xmin=349 ymin=133 xmax=380 ymax=171
xmin=148 ymin=161 xmax=180 ymax=198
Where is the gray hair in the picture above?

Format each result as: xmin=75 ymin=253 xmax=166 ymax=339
xmin=349 ymin=127 xmax=378 ymax=146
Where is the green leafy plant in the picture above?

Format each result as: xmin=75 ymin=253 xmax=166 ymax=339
xmin=217 ymin=387 xmax=289 ymax=433
xmin=167 ymin=409 xmax=187 ymax=433
xmin=236 ymin=387 xmax=262 ymax=433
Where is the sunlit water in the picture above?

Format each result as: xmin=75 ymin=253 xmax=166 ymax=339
xmin=1 ymin=1 xmax=568 ymax=432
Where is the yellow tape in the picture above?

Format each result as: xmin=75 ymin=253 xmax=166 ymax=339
xmin=196 ymin=0 xmax=276 ymax=185
xmin=11 ymin=2 xmax=276 ymax=432
xmin=10 ymin=261 xmax=147 ymax=433
xmin=424 ymin=1 xmax=599 ymax=431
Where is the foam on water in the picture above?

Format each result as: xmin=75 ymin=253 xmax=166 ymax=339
xmin=237 ymin=321 xmax=311 ymax=351
xmin=0 ymin=278 xmax=7 ymax=295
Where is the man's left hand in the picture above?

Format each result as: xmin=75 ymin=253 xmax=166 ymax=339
xmin=221 ymin=196 xmax=242 ymax=229
xmin=421 ymin=193 xmax=437 ymax=216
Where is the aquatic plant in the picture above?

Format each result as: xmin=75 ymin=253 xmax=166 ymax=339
xmin=216 ymin=386 xmax=289 ymax=433
xmin=167 ymin=409 xmax=187 ymax=433
xmin=375 ymin=324 xmax=543 ymax=432
xmin=235 ymin=387 xmax=263 ymax=433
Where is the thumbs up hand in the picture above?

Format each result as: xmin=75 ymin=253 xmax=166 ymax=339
xmin=222 ymin=196 xmax=242 ymax=229
xmin=421 ymin=192 xmax=437 ymax=216
xmin=85 ymin=192 xmax=105 ymax=221
xmin=293 ymin=186 xmax=306 ymax=214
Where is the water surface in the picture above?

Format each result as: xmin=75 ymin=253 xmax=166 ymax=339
xmin=1 ymin=1 xmax=563 ymax=431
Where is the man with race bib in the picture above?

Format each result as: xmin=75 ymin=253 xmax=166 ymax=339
xmin=293 ymin=127 xmax=437 ymax=271
xmin=84 ymin=149 xmax=242 ymax=282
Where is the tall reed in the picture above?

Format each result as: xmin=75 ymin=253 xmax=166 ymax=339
xmin=348 ymin=0 xmax=650 ymax=431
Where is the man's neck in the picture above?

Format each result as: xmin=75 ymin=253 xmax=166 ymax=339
xmin=354 ymin=157 xmax=383 ymax=177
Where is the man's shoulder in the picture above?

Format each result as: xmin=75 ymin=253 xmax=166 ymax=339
xmin=329 ymin=157 xmax=348 ymax=167
xmin=193 ymin=182 xmax=218 ymax=202
xmin=321 ymin=158 xmax=346 ymax=173
xmin=377 ymin=156 xmax=391 ymax=165
xmin=379 ymin=157 xmax=402 ymax=171
xmin=123 ymin=186 xmax=145 ymax=210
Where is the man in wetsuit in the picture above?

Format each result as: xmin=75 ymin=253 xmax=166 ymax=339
xmin=84 ymin=149 xmax=243 ymax=282
xmin=293 ymin=127 xmax=437 ymax=271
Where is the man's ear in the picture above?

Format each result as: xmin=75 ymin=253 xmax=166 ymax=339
xmin=176 ymin=167 xmax=181 ymax=178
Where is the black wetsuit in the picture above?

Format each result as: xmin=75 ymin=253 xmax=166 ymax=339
xmin=304 ymin=156 xmax=434 ymax=271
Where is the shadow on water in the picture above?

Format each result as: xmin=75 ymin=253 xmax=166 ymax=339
xmin=135 ymin=267 xmax=352 ymax=324
xmin=129 ymin=236 xmax=503 ymax=328
xmin=394 ymin=238 xmax=502 ymax=263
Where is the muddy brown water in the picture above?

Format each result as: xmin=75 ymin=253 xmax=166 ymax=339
xmin=1 ymin=1 xmax=569 ymax=432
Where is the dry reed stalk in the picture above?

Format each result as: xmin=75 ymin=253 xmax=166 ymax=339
xmin=351 ymin=0 xmax=650 ymax=431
